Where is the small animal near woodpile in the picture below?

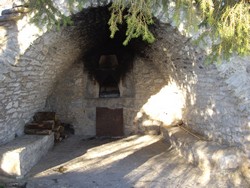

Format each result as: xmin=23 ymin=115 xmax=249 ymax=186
xmin=24 ymin=112 xmax=68 ymax=142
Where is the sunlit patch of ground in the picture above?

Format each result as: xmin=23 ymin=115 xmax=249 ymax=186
xmin=22 ymin=135 xmax=249 ymax=188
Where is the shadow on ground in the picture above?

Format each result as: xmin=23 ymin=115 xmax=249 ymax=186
xmin=2 ymin=135 xmax=249 ymax=188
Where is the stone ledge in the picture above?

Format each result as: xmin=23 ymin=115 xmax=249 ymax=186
xmin=161 ymin=126 xmax=246 ymax=171
xmin=0 ymin=134 xmax=54 ymax=178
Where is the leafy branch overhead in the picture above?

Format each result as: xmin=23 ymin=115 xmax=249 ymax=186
xmin=24 ymin=0 xmax=250 ymax=60
xmin=109 ymin=0 xmax=155 ymax=45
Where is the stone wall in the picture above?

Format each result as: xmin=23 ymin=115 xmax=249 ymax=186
xmin=0 ymin=0 xmax=249 ymax=158
xmin=0 ymin=5 xmax=110 ymax=145
xmin=46 ymin=62 xmax=137 ymax=135
xmin=46 ymin=21 xmax=250 ymax=157
xmin=146 ymin=26 xmax=250 ymax=156
xmin=152 ymin=0 xmax=250 ymax=156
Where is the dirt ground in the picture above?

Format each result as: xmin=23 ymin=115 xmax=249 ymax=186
xmin=1 ymin=135 xmax=249 ymax=188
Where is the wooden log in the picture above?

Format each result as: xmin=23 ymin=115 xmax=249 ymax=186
xmin=53 ymin=125 xmax=60 ymax=132
xmin=42 ymin=120 xmax=55 ymax=130
xmin=54 ymin=132 xmax=61 ymax=140
xmin=59 ymin=126 xmax=64 ymax=133
xmin=24 ymin=128 xmax=52 ymax=135
xmin=25 ymin=121 xmax=54 ymax=130
xmin=25 ymin=123 xmax=44 ymax=129
xmin=55 ymin=120 xmax=61 ymax=126
xmin=53 ymin=120 xmax=61 ymax=131
xmin=33 ymin=112 xmax=56 ymax=122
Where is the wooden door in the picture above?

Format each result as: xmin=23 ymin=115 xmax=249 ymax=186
xmin=96 ymin=107 xmax=123 ymax=137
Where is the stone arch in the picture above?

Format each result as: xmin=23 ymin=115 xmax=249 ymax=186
xmin=0 ymin=1 xmax=249 ymax=158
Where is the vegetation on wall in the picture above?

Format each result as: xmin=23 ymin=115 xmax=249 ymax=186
xmin=22 ymin=0 xmax=250 ymax=61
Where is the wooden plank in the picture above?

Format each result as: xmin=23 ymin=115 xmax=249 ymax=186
xmin=42 ymin=120 xmax=55 ymax=130
xmin=24 ymin=129 xmax=52 ymax=135
xmin=25 ymin=121 xmax=54 ymax=130
xmin=25 ymin=123 xmax=44 ymax=129
xmin=33 ymin=112 xmax=56 ymax=122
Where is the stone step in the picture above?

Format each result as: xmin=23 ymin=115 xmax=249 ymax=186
xmin=0 ymin=134 xmax=54 ymax=178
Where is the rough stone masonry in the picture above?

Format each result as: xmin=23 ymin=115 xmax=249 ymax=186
xmin=0 ymin=0 xmax=249 ymax=178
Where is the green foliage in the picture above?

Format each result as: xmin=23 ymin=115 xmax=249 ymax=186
xmin=109 ymin=0 xmax=155 ymax=45
xmin=23 ymin=0 xmax=78 ymax=29
xmin=162 ymin=0 xmax=250 ymax=61
xmin=108 ymin=0 xmax=125 ymax=39
xmin=24 ymin=0 xmax=250 ymax=62
xmin=196 ymin=0 xmax=250 ymax=60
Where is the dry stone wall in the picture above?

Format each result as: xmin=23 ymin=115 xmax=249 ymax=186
xmin=0 ymin=0 xmax=249 ymax=158
xmin=0 ymin=4 xmax=109 ymax=145
xmin=46 ymin=21 xmax=250 ymax=158
xmin=154 ymin=2 xmax=250 ymax=157
xmin=0 ymin=23 xmax=82 ymax=144
xmin=148 ymin=26 xmax=250 ymax=157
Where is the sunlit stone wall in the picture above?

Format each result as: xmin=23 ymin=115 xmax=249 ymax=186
xmin=0 ymin=0 xmax=249 ymax=157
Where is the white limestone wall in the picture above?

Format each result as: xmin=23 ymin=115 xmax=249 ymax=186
xmin=0 ymin=2 xmax=109 ymax=144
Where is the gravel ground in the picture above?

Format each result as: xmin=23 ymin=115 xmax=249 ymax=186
xmin=1 ymin=135 xmax=249 ymax=188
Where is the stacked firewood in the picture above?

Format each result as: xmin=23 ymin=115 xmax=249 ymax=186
xmin=24 ymin=112 xmax=67 ymax=142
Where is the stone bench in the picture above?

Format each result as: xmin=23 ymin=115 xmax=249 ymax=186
xmin=0 ymin=134 xmax=54 ymax=178
xmin=161 ymin=126 xmax=245 ymax=171
xmin=161 ymin=126 xmax=250 ymax=183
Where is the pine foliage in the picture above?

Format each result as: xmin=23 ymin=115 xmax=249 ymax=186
xmin=22 ymin=0 xmax=72 ymax=30
xmin=196 ymin=0 xmax=250 ymax=60
xmin=109 ymin=0 xmax=155 ymax=45
xmin=23 ymin=0 xmax=250 ymax=61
